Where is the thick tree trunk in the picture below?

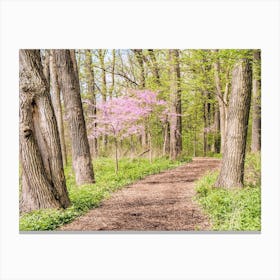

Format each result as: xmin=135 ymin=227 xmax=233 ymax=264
xmin=42 ymin=50 xmax=50 ymax=85
xmin=55 ymin=49 xmax=95 ymax=185
xmin=49 ymin=50 xmax=67 ymax=167
xmin=19 ymin=50 xmax=70 ymax=213
xmin=215 ymin=58 xmax=252 ymax=188
xmin=251 ymin=50 xmax=261 ymax=152
xmin=85 ymin=49 xmax=98 ymax=157
xmin=169 ymin=49 xmax=182 ymax=160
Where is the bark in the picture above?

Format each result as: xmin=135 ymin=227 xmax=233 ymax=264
xmin=132 ymin=49 xmax=145 ymax=89
xmin=215 ymin=58 xmax=252 ymax=188
xmin=203 ymin=91 xmax=211 ymax=156
xmin=85 ymin=49 xmax=98 ymax=157
xmin=69 ymin=49 xmax=79 ymax=82
xmin=133 ymin=49 xmax=147 ymax=147
xmin=212 ymin=50 xmax=228 ymax=154
xmin=55 ymin=49 xmax=95 ymax=185
xmin=148 ymin=49 xmax=161 ymax=86
xmin=169 ymin=49 xmax=182 ymax=160
xmin=49 ymin=50 xmax=67 ymax=167
xmin=98 ymin=49 xmax=107 ymax=102
xmin=42 ymin=50 xmax=50 ymax=85
xmin=109 ymin=49 xmax=116 ymax=99
xmin=114 ymin=137 xmax=119 ymax=173
xmin=251 ymin=50 xmax=261 ymax=152
xmin=193 ymin=127 xmax=197 ymax=157
xmin=19 ymin=50 xmax=70 ymax=213
xmin=163 ymin=118 xmax=170 ymax=155
xmin=98 ymin=49 xmax=108 ymax=148
xmin=212 ymin=104 xmax=221 ymax=153
xmin=148 ymin=131 xmax=152 ymax=163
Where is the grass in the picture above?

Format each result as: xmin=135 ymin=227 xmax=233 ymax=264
xmin=195 ymin=152 xmax=261 ymax=231
xmin=20 ymin=156 xmax=191 ymax=231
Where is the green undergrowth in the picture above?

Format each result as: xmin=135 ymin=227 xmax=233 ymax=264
xmin=20 ymin=156 xmax=191 ymax=231
xmin=195 ymin=153 xmax=261 ymax=231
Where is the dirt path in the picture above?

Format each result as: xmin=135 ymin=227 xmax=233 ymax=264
xmin=59 ymin=158 xmax=220 ymax=231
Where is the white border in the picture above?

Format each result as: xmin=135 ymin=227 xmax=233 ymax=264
xmin=1 ymin=1 xmax=279 ymax=279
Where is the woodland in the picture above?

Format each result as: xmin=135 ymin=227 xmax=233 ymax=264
xmin=19 ymin=49 xmax=261 ymax=231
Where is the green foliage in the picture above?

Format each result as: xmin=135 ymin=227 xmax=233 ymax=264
xmin=20 ymin=157 xmax=188 ymax=231
xmin=206 ymin=152 xmax=223 ymax=159
xmin=245 ymin=152 xmax=261 ymax=186
xmin=195 ymin=153 xmax=261 ymax=231
xmin=176 ymin=154 xmax=192 ymax=163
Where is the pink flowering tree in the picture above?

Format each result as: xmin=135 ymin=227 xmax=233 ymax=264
xmin=89 ymin=90 xmax=168 ymax=172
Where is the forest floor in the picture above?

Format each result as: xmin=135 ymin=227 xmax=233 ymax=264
xmin=59 ymin=158 xmax=220 ymax=231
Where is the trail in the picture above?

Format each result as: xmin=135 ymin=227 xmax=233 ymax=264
xmin=59 ymin=158 xmax=220 ymax=231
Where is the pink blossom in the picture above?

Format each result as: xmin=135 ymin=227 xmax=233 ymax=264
xmin=89 ymin=89 xmax=170 ymax=140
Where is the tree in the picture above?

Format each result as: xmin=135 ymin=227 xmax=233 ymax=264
xmin=49 ymin=50 xmax=67 ymax=167
xmin=215 ymin=57 xmax=252 ymax=188
xmin=251 ymin=49 xmax=261 ymax=152
xmin=19 ymin=50 xmax=70 ymax=212
xmin=84 ymin=49 xmax=98 ymax=157
xmin=147 ymin=49 xmax=161 ymax=87
xmin=55 ymin=49 xmax=95 ymax=185
xmin=98 ymin=49 xmax=108 ymax=149
xmin=109 ymin=49 xmax=116 ymax=99
xmin=133 ymin=49 xmax=147 ymax=147
xmin=212 ymin=49 xmax=229 ymax=154
xmin=212 ymin=104 xmax=221 ymax=153
xmin=91 ymin=90 xmax=168 ymax=171
xmin=132 ymin=49 xmax=146 ymax=89
xmin=169 ymin=49 xmax=182 ymax=160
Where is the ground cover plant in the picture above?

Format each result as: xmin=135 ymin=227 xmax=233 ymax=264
xmin=195 ymin=153 xmax=261 ymax=231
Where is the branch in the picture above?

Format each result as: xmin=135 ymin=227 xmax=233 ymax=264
xmin=94 ymin=65 xmax=139 ymax=86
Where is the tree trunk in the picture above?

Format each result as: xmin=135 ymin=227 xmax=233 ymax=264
xmin=42 ymin=50 xmax=50 ymax=85
xmin=163 ymin=118 xmax=170 ymax=155
xmin=55 ymin=49 xmax=95 ymax=185
xmin=19 ymin=50 xmax=70 ymax=213
xmin=251 ymin=49 xmax=261 ymax=152
xmin=109 ymin=49 xmax=116 ymax=99
xmin=49 ymin=50 xmax=67 ymax=167
xmin=212 ymin=50 xmax=228 ymax=154
xmin=98 ymin=49 xmax=108 ymax=148
xmin=133 ymin=49 xmax=145 ymax=89
xmin=169 ymin=49 xmax=182 ymax=160
xmin=212 ymin=104 xmax=221 ymax=153
xmin=148 ymin=131 xmax=152 ymax=163
xmin=203 ymin=91 xmax=211 ymax=156
xmin=193 ymin=127 xmax=197 ymax=157
xmin=148 ymin=49 xmax=161 ymax=86
xmin=215 ymin=58 xmax=252 ymax=188
xmin=114 ymin=137 xmax=119 ymax=173
xmin=85 ymin=49 xmax=98 ymax=157
xmin=133 ymin=49 xmax=147 ymax=147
